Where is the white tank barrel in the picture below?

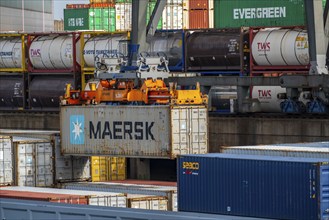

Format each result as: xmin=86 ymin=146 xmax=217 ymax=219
xmin=251 ymin=29 xmax=309 ymax=66
xmin=83 ymin=35 xmax=127 ymax=67
xmin=251 ymin=86 xmax=286 ymax=112
xmin=29 ymin=35 xmax=81 ymax=69
xmin=0 ymin=37 xmax=22 ymax=68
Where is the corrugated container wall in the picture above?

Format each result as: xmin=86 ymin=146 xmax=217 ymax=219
xmin=220 ymin=142 xmax=329 ymax=158
xmin=14 ymin=137 xmax=53 ymax=187
xmin=214 ymin=0 xmax=306 ymax=28
xmin=60 ymin=105 xmax=208 ymax=159
xmin=162 ymin=0 xmax=189 ymax=29
xmin=64 ymin=8 xmax=90 ymax=30
xmin=128 ymin=195 xmax=168 ymax=210
xmin=54 ymin=20 xmax=64 ymax=31
xmin=147 ymin=1 xmax=163 ymax=30
xmin=91 ymin=156 xmax=126 ymax=181
xmin=115 ymin=3 xmax=132 ymax=31
xmin=0 ymin=136 xmax=13 ymax=185
xmin=178 ymin=154 xmax=329 ymax=220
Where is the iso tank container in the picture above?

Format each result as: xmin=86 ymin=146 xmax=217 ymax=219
xmin=28 ymin=33 xmax=81 ymax=72
xmin=148 ymin=31 xmax=183 ymax=70
xmin=0 ymin=136 xmax=13 ymax=185
xmin=60 ymin=105 xmax=208 ymax=159
xmin=178 ymin=154 xmax=329 ymax=220
xmin=0 ymin=35 xmax=26 ymax=72
xmin=221 ymin=142 xmax=329 ymax=159
xmin=251 ymin=29 xmax=309 ymax=66
xmin=214 ymin=0 xmax=306 ymax=28
xmin=185 ymin=29 xmax=244 ymax=72
xmin=61 ymin=181 xmax=178 ymax=211
xmin=0 ymin=73 xmax=26 ymax=110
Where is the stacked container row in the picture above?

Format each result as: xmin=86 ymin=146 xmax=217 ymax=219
xmin=0 ymin=134 xmax=91 ymax=187
xmin=91 ymin=156 xmax=126 ymax=181
xmin=61 ymin=181 xmax=178 ymax=211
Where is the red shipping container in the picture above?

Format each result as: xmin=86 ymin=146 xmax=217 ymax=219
xmin=189 ymin=10 xmax=209 ymax=29
xmin=189 ymin=0 xmax=208 ymax=10
xmin=0 ymin=190 xmax=88 ymax=205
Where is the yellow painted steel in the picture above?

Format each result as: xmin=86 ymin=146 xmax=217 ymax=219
xmin=170 ymin=82 xmax=208 ymax=106
xmin=0 ymin=33 xmax=27 ymax=73
xmin=91 ymin=156 xmax=126 ymax=182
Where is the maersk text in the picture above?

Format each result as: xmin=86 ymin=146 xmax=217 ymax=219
xmin=89 ymin=121 xmax=155 ymax=140
xmin=233 ymin=7 xmax=286 ymax=19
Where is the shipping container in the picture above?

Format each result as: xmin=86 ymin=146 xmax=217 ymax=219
xmin=147 ymin=1 xmax=163 ymax=30
xmin=0 ymin=136 xmax=13 ymax=185
xmin=91 ymin=156 xmax=126 ymax=181
xmin=0 ymin=189 xmax=88 ymax=205
xmin=128 ymin=194 xmax=168 ymax=210
xmin=60 ymin=105 xmax=208 ymax=159
xmin=220 ymin=142 xmax=329 ymax=158
xmin=178 ymin=153 xmax=329 ymax=220
xmin=14 ymin=137 xmax=54 ymax=187
xmin=89 ymin=7 xmax=116 ymax=32
xmin=189 ymin=0 xmax=208 ymax=10
xmin=162 ymin=0 xmax=189 ymax=29
xmin=188 ymin=9 xmax=209 ymax=29
xmin=64 ymin=8 xmax=90 ymax=30
xmin=115 ymin=3 xmax=132 ymax=31
xmin=61 ymin=181 xmax=178 ymax=211
xmin=214 ymin=0 xmax=306 ymax=28
xmin=0 ymin=186 xmax=126 ymax=207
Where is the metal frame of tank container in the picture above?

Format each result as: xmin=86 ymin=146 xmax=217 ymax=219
xmin=0 ymin=33 xmax=27 ymax=73
xmin=249 ymin=26 xmax=310 ymax=76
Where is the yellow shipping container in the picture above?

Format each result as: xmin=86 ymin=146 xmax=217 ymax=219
xmin=91 ymin=157 xmax=126 ymax=182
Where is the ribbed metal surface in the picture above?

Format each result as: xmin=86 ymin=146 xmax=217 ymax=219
xmin=0 ymin=136 xmax=13 ymax=185
xmin=221 ymin=142 xmax=329 ymax=158
xmin=178 ymin=154 xmax=329 ymax=220
xmin=0 ymin=198 xmax=272 ymax=220
xmin=60 ymin=105 xmax=208 ymax=158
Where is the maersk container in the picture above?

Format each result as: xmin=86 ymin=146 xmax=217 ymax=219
xmin=178 ymin=154 xmax=329 ymax=220
xmin=0 ymin=136 xmax=13 ymax=185
xmin=60 ymin=105 xmax=208 ymax=159
xmin=214 ymin=0 xmax=306 ymax=28
xmin=221 ymin=142 xmax=329 ymax=158
xmin=61 ymin=181 xmax=178 ymax=211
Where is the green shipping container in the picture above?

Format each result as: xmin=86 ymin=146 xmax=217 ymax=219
xmin=64 ymin=8 xmax=90 ymax=30
xmin=147 ymin=1 xmax=163 ymax=29
xmin=89 ymin=7 xmax=116 ymax=32
xmin=214 ymin=0 xmax=306 ymax=28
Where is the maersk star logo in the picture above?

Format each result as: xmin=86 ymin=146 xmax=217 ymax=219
xmin=70 ymin=115 xmax=84 ymax=144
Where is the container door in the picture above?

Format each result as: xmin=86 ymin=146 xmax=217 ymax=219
xmin=171 ymin=108 xmax=189 ymax=155
xmin=189 ymin=107 xmax=208 ymax=154
xmin=0 ymin=138 xmax=13 ymax=185
xmin=54 ymin=137 xmax=73 ymax=182
xmin=89 ymin=196 xmax=107 ymax=206
xmin=108 ymin=157 xmax=126 ymax=181
xmin=17 ymin=143 xmax=35 ymax=186
xmin=72 ymin=156 xmax=91 ymax=180
xmin=108 ymin=195 xmax=127 ymax=208
xmin=35 ymin=143 xmax=53 ymax=187
xmin=319 ymin=165 xmax=329 ymax=220
xmin=91 ymin=156 xmax=108 ymax=182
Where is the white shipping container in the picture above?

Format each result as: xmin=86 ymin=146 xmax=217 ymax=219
xmin=162 ymin=2 xmax=184 ymax=30
xmin=115 ymin=3 xmax=132 ymax=31
xmin=128 ymin=194 xmax=168 ymax=211
xmin=60 ymin=105 xmax=208 ymax=159
xmin=61 ymin=181 xmax=178 ymax=211
xmin=15 ymin=137 xmax=54 ymax=187
xmin=0 ymin=136 xmax=13 ymax=185
xmin=220 ymin=142 xmax=329 ymax=158
xmin=0 ymin=186 xmax=126 ymax=208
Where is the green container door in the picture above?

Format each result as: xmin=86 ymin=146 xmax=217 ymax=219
xmin=89 ymin=7 xmax=116 ymax=31
xmin=147 ymin=1 xmax=163 ymax=29
xmin=214 ymin=0 xmax=306 ymax=28
xmin=64 ymin=8 xmax=90 ymax=30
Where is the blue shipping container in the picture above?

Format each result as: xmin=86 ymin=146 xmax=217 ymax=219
xmin=178 ymin=154 xmax=329 ymax=220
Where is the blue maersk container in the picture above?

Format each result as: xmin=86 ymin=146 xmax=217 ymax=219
xmin=178 ymin=154 xmax=329 ymax=220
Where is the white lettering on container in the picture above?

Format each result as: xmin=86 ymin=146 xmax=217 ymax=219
xmin=233 ymin=7 xmax=286 ymax=19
